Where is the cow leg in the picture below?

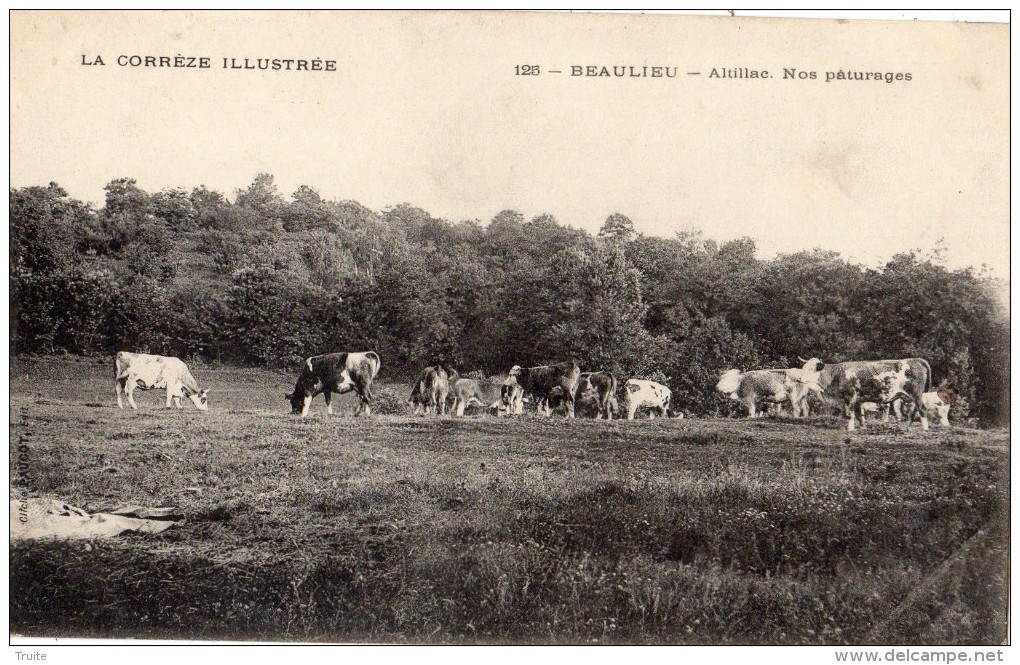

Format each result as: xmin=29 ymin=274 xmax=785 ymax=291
xmin=126 ymin=383 xmax=139 ymax=410
xmin=454 ymin=398 xmax=465 ymax=417
xmin=852 ymin=402 xmax=870 ymax=430
xmin=358 ymin=380 xmax=373 ymax=417
xmin=356 ymin=392 xmax=371 ymax=417
xmin=324 ymin=391 xmax=334 ymax=415
xmin=626 ymin=403 xmax=637 ymax=421
xmin=565 ymin=395 xmax=575 ymax=419
xmin=746 ymin=401 xmax=757 ymax=419
xmin=115 ymin=378 xmax=125 ymax=409
xmin=913 ymin=398 xmax=929 ymax=432
xmin=301 ymin=394 xmax=312 ymax=417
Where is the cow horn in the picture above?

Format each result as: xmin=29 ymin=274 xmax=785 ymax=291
xmin=797 ymin=356 xmax=808 ymax=363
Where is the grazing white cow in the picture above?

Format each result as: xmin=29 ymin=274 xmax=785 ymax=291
xmin=115 ymin=352 xmax=209 ymax=411
xmin=622 ymin=379 xmax=672 ymax=420
xmin=919 ymin=391 xmax=951 ymax=426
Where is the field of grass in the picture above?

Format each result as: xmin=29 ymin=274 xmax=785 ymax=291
xmin=9 ymin=356 xmax=1009 ymax=644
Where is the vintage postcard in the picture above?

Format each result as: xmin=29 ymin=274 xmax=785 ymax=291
xmin=9 ymin=10 xmax=1010 ymax=656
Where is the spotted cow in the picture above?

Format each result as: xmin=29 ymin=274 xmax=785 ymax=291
xmin=114 ymin=352 xmax=209 ymax=411
xmin=286 ymin=352 xmax=381 ymax=417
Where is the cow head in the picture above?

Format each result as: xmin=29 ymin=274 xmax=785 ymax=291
xmin=285 ymin=391 xmax=307 ymax=415
xmin=921 ymin=392 xmax=951 ymax=426
xmin=189 ymin=389 xmax=210 ymax=411
xmin=798 ymin=357 xmax=825 ymax=373
xmin=548 ymin=385 xmax=567 ymax=408
xmin=715 ymin=369 xmax=742 ymax=397
xmin=508 ymin=365 xmax=523 ymax=379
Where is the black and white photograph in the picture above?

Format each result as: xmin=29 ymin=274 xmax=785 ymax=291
xmin=8 ymin=9 xmax=1011 ymax=655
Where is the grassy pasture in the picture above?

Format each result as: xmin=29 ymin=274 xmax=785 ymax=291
xmin=9 ymin=356 xmax=1008 ymax=644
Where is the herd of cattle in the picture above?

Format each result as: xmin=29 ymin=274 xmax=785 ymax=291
xmin=112 ymin=350 xmax=954 ymax=432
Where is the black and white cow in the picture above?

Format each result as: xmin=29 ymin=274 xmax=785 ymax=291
xmin=622 ymin=379 xmax=672 ymax=420
xmin=286 ymin=352 xmax=381 ymax=417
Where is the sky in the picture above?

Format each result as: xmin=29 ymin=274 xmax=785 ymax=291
xmin=9 ymin=10 xmax=1010 ymax=276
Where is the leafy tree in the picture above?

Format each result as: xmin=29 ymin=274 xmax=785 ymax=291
xmin=598 ymin=212 xmax=636 ymax=243
xmin=10 ymin=183 xmax=91 ymax=274
xmin=224 ymin=266 xmax=311 ymax=367
xmin=545 ymin=241 xmax=648 ymax=373
xmin=752 ymin=249 xmax=867 ymax=362
xmin=383 ymin=203 xmax=450 ymax=249
xmin=300 ymin=229 xmax=361 ymax=291
xmin=150 ymin=188 xmax=198 ymax=233
xmin=103 ymin=177 xmax=149 ymax=217
xmin=282 ymin=185 xmax=331 ymax=232
xmin=234 ymin=173 xmax=284 ymax=232
xmin=485 ymin=209 xmax=527 ymax=260
xmin=372 ymin=248 xmax=453 ymax=371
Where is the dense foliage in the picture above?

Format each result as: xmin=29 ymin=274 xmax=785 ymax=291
xmin=9 ymin=176 xmax=1009 ymax=424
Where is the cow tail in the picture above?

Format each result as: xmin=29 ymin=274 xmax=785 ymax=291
xmin=114 ymin=352 xmax=128 ymax=381
xmin=366 ymin=351 xmax=381 ymax=379
xmin=919 ymin=358 xmax=933 ymax=392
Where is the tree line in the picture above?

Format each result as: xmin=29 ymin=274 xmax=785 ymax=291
xmin=9 ymin=175 xmax=1010 ymax=425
